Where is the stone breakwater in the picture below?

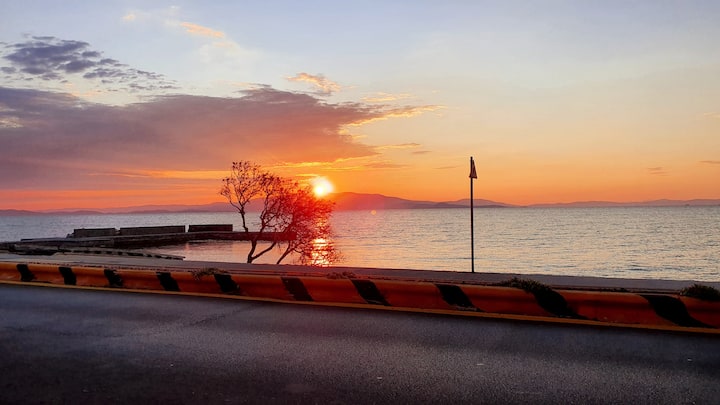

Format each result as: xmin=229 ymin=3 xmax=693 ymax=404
xmin=0 ymin=224 xmax=293 ymax=253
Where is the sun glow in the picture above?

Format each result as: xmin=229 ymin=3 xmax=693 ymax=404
xmin=311 ymin=177 xmax=334 ymax=198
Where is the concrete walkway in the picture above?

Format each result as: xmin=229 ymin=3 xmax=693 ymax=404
xmin=1 ymin=252 xmax=716 ymax=293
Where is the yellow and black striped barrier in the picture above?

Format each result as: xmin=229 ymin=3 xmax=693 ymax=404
xmin=1 ymin=261 xmax=718 ymax=332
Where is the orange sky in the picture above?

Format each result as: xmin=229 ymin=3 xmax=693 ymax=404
xmin=1 ymin=2 xmax=719 ymax=210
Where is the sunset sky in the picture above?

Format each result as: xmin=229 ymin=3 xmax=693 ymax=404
xmin=1 ymin=1 xmax=719 ymax=210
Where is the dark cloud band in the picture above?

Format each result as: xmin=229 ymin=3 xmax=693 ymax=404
xmin=1 ymin=36 xmax=176 ymax=92
xmin=0 ymin=86 xmax=392 ymax=188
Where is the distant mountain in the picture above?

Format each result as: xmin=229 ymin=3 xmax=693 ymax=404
xmin=329 ymin=192 xmax=466 ymax=211
xmin=445 ymin=198 xmax=516 ymax=208
xmin=45 ymin=202 xmax=237 ymax=214
xmin=528 ymin=199 xmax=720 ymax=208
xmin=0 ymin=209 xmax=46 ymax=216
xmin=43 ymin=210 xmax=106 ymax=215
xmin=1 ymin=195 xmax=718 ymax=216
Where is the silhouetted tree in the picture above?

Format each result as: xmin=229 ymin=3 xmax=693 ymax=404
xmin=274 ymin=185 xmax=340 ymax=265
xmin=220 ymin=161 xmax=338 ymax=265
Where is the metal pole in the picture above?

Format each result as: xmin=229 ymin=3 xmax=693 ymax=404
xmin=470 ymin=156 xmax=475 ymax=273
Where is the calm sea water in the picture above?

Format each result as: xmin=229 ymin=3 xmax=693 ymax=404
xmin=1 ymin=207 xmax=718 ymax=282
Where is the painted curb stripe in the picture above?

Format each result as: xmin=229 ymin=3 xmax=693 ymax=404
xmin=73 ymin=266 xmax=112 ymax=287
xmin=17 ymin=264 xmax=35 ymax=282
xmin=351 ymin=279 xmax=389 ymax=306
xmin=533 ymin=290 xmax=584 ymax=319
xmin=59 ymin=266 xmax=76 ymax=285
xmin=460 ymin=285 xmax=552 ymax=317
xmin=214 ymin=273 xmax=240 ymax=294
xmin=561 ymin=290 xmax=672 ymax=326
xmin=281 ymin=277 xmax=313 ymax=301
xmin=173 ymin=273 xmax=224 ymax=295
xmin=30 ymin=264 xmax=66 ymax=284
xmin=116 ymin=269 xmax=164 ymax=291
xmin=436 ymin=283 xmax=476 ymax=310
xmin=0 ymin=262 xmax=19 ymax=281
xmin=157 ymin=272 xmax=180 ymax=292
xmin=104 ymin=269 xmax=123 ymax=287
xmin=641 ymin=294 xmax=711 ymax=328
xmin=374 ymin=280 xmax=454 ymax=310
xmin=679 ymin=297 xmax=720 ymax=328
xmin=299 ymin=277 xmax=367 ymax=304
xmin=231 ymin=275 xmax=290 ymax=300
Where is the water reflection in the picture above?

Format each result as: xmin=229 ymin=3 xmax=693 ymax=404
xmin=309 ymin=238 xmax=333 ymax=267
xmin=154 ymin=236 xmax=341 ymax=267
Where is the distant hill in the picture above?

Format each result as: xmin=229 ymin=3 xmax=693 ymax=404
xmin=1 ymin=195 xmax=718 ymax=216
xmin=44 ymin=202 xmax=237 ymax=215
xmin=445 ymin=198 xmax=516 ymax=208
xmin=0 ymin=209 xmax=46 ymax=216
xmin=329 ymin=192 xmax=466 ymax=211
xmin=528 ymin=199 xmax=720 ymax=208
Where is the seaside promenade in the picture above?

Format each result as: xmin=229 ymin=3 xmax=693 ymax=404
xmin=2 ymin=282 xmax=719 ymax=403
xmin=2 ymin=251 xmax=719 ymax=402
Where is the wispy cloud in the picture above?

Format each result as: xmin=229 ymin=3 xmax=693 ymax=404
xmin=375 ymin=143 xmax=422 ymax=151
xmin=363 ymin=92 xmax=412 ymax=103
xmin=180 ymin=22 xmax=226 ymax=38
xmin=412 ymin=150 xmax=431 ymax=155
xmin=287 ymin=72 xmax=341 ymax=96
xmin=122 ymin=8 xmax=259 ymax=79
xmin=701 ymin=112 xmax=720 ymax=120
xmin=101 ymin=170 xmax=229 ymax=180
xmin=348 ymin=105 xmax=443 ymax=126
xmin=364 ymin=161 xmax=408 ymax=169
xmin=700 ymin=160 xmax=720 ymax=165
xmin=647 ymin=167 xmax=668 ymax=176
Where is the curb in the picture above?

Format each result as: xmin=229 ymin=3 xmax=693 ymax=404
xmin=1 ymin=261 xmax=718 ymax=332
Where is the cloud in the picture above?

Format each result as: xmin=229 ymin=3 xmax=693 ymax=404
xmin=1 ymin=36 xmax=176 ymax=92
xmin=180 ymin=22 xmax=226 ymax=38
xmin=647 ymin=167 xmax=668 ymax=176
xmin=700 ymin=160 xmax=720 ymax=165
xmin=287 ymin=72 xmax=341 ymax=96
xmin=347 ymin=105 xmax=443 ymax=126
xmin=0 ymin=86 xmax=436 ymax=189
xmin=101 ymin=169 xmax=229 ymax=180
xmin=363 ymin=161 xmax=409 ymax=169
xmin=375 ymin=143 xmax=422 ymax=151
xmin=412 ymin=150 xmax=431 ymax=155
xmin=363 ymin=92 xmax=411 ymax=103
xmin=702 ymin=112 xmax=720 ymax=120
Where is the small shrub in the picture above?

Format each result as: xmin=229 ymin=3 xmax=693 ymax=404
xmin=494 ymin=277 xmax=580 ymax=318
xmin=327 ymin=271 xmax=356 ymax=279
xmin=680 ymin=284 xmax=720 ymax=301
xmin=494 ymin=277 xmax=553 ymax=295
xmin=191 ymin=267 xmax=226 ymax=280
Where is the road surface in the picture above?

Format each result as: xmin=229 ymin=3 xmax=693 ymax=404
xmin=1 ymin=283 xmax=718 ymax=404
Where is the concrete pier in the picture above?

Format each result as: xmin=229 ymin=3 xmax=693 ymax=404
xmin=0 ymin=224 xmax=293 ymax=252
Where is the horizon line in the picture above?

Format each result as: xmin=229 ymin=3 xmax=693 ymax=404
xmin=1 ymin=192 xmax=719 ymax=214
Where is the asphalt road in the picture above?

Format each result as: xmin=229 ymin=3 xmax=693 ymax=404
xmin=1 ymin=284 xmax=719 ymax=404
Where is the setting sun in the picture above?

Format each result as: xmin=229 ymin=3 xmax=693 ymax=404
xmin=311 ymin=177 xmax=334 ymax=198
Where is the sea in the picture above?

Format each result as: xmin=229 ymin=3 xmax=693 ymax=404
xmin=1 ymin=207 xmax=718 ymax=282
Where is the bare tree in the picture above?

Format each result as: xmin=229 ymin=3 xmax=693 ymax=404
xmin=220 ymin=161 xmax=338 ymax=265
